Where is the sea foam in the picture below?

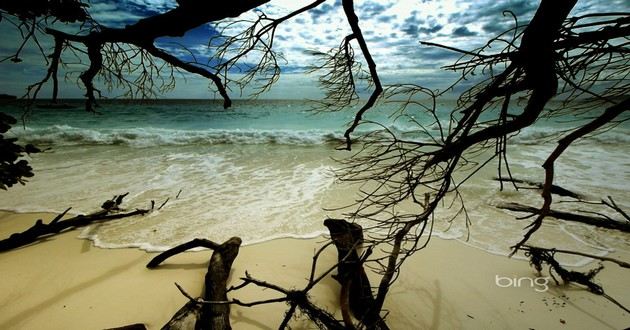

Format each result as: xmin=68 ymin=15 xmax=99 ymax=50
xmin=2 ymin=101 xmax=627 ymax=268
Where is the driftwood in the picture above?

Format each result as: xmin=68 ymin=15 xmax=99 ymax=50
xmin=104 ymin=323 xmax=148 ymax=330
xmin=324 ymin=218 xmax=389 ymax=330
xmin=147 ymin=237 xmax=242 ymax=330
xmin=497 ymin=202 xmax=630 ymax=232
xmin=493 ymin=177 xmax=583 ymax=199
xmin=522 ymin=245 xmax=630 ymax=313
xmin=146 ymin=220 xmax=391 ymax=329
xmin=146 ymin=235 xmax=347 ymax=329
xmin=0 ymin=193 xmax=150 ymax=252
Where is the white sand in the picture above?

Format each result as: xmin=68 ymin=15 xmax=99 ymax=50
xmin=0 ymin=211 xmax=629 ymax=329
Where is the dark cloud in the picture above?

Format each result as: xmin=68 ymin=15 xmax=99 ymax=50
xmin=383 ymin=40 xmax=462 ymax=68
xmin=419 ymin=24 xmax=443 ymax=34
xmin=402 ymin=22 xmax=443 ymax=37
xmin=452 ymin=26 xmax=477 ymax=37
xmin=498 ymin=0 xmax=539 ymax=17
xmin=401 ymin=13 xmax=424 ymax=37
xmin=281 ymin=65 xmax=308 ymax=74
xmin=154 ymin=24 xmax=221 ymax=64
xmin=400 ymin=12 xmax=444 ymax=38
xmin=481 ymin=21 xmax=514 ymax=35
xmin=402 ymin=24 xmax=419 ymax=37
xmin=357 ymin=1 xmax=395 ymax=19
xmin=448 ymin=0 xmax=538 ymax=28
xmin=416 ymin=46 xmax=461 ymax=62
xmin=89 ymin=0 xmax=175 ymax=27
xmin=372 ymin=42 xmax=462 ymax=79
xmin=157 ymin=24 xmax=219 ymax=47
xmin=309 ymin=3 xmax=334 ymax=22
xmin=573 ymin=0 xmax=630 ymax=15
xmin=366 ymin=35 xmax=389 ymax=44
xmin=376 ymin=15 xmax=397 ymax=24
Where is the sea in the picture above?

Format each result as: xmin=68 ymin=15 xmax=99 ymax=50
xmin=1 ymin=99 xmax=629 ymax=266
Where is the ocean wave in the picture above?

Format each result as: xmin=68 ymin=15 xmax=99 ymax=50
xmin=8 ymin=125 xmax=346 ymax=147
xmin=9 ymin=123 xmax=628 ymax=148
xmin=510 ymin=126 xmax=630 ymax=145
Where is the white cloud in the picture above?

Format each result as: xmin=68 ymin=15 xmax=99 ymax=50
xmin=247 ymin=0 xmax=629 ymax=72
xmin=220 ymin=0 xmax=466 ymax=84
xmin=2 ymin=0 xmax=628 ymax=99
xmin=88 ymin=2 xmax=145 ymax=25
xmin=123 ymin=0 xmax=177 ymax=12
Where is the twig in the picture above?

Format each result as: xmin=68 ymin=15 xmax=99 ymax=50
xmin=522 ymin=245 xmax=630 ymax=268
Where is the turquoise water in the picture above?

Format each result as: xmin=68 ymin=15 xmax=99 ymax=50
xmin=1 ymin=100 xmax=628 ymax=265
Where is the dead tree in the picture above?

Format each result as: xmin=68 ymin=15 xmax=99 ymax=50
xmin=332 ymin=0 xmax=585 ymax=319
xmin=147 ymin=237 xmax=242 ymax=330
xmin=331 ymin=0 xmax=629 ymax=320
xmin=0 ymin=193 xmax=151 ymax=252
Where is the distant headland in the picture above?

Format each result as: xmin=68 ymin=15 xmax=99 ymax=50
xmin=0 ymin=94 xmax=17 ymax=100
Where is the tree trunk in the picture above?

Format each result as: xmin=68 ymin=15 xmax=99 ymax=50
xmin=324 ymin=219 xmax=389 ymax=329
xmin=199 ymin=237 xmax=241 ymax=330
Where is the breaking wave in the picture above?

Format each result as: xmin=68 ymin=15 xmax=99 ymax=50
xmin=9 ymin=125 xmax=346 ymax=147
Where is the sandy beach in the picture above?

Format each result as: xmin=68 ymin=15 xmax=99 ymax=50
xmin=0 ymin=210 xmax=629 ymax=329
xmin=1 ymin=0 xmax=629 ymax=328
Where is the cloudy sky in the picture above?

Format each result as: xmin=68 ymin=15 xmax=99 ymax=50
xmin=0 ymin=0 xmax=627 ymax=99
